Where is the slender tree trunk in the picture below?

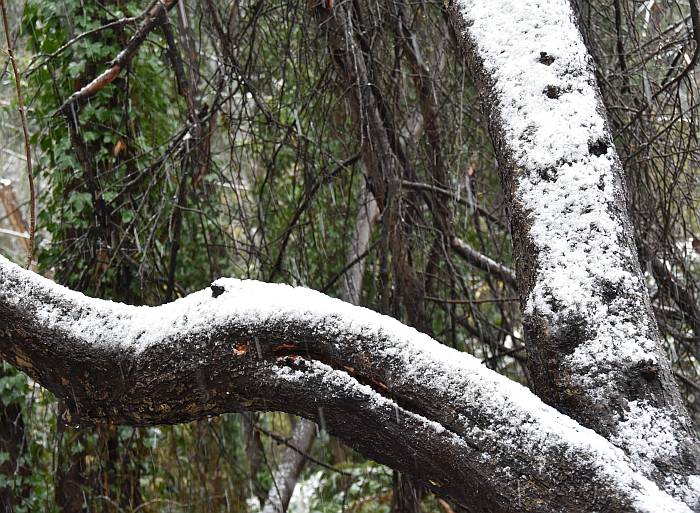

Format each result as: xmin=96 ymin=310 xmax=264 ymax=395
xmin=55 ymin=403 xmax=87 ymax=513
xmin=261 ymin=419 xmax=318 ymax=513
xmin=0 ymin=366 xmax=29 ymax=511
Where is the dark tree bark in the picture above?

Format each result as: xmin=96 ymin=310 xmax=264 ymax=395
xmin=0 ymin=366 xmax=29 ymax=512
xmin=261 ymin=184 xmax=377 ymax=513
xmin=0 ymin=253 xmax=694 ymax=513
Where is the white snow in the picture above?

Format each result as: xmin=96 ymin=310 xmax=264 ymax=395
xmin=0 ymin=0 xmax=697 ymax=508
xmin=612 ymin=400 xmax=679 ymax=467
xmin=454 ymin=0 xmax=657 ymax=388
xmin=288 ymin=471 xmax=323 ymax=513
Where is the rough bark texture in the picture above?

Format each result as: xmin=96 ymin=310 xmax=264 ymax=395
xmin=0 ymin=255 xmax=694 ymax=513
xmin=447 ymin=0 xmax=699 ymax=503
xmin=0 ymin=366 xmax=29 ymax=511
xmin=261 ymin=184 xmax=377 ymax=513
xmin=0 ymin=1 xmax=698 ymax=511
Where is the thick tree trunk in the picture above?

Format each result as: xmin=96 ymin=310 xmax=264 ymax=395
xmin=0 ymin=254 xmax=695 ymax=512
xmin=447 ymin=0 xmax=699 ymax=503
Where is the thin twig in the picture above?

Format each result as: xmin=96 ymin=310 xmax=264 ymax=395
xmin=254 ymin=423 xmax=356 ymax=478
xmin=321 ymin=245 xmax=374 ymax=294
xmin=1 ymin=0 xmax=35 ymax=267
xmin=620 ymin=0 xmax=700 ymax=132
xmin=400 ymin=180 xmax=505 ymax=228
xmin=424 ymin=295 xmax=519 ymax=305
xmin=25 ymin=13 xmax=143 ymax=75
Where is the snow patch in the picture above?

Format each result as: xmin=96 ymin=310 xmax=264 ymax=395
xmin=452 ymin=0 xmax=694 ymax=501
xmin=612 ymin=400 xmax=679 ymax=470
xmin=454 ymin=0 xmax=657 ymax=389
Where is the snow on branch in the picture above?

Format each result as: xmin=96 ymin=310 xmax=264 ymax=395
xmin=0 ymin=254 xmax=692 ymax=512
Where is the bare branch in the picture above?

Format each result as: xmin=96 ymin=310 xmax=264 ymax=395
xmin=450 ymin=236 xmax=516 ymax=288
xmin=54 ymin=0 xmax=180 ymax=117
xmin=0 ymin=0 xmax=35 ymax=268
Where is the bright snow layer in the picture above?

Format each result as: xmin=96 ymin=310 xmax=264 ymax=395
xmin=452 ymin=0 xmax=696 ymax=489
xmin=454 ymin=0 xmax=655 ymax=382
xmin=612 ymin=400 xmax=679 ymax=466
xmin=0 ymin=255 xmax=694 ymax=511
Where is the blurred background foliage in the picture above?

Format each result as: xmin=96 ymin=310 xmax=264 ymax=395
xmin=0 ymin=0 xmax=697 ymax=512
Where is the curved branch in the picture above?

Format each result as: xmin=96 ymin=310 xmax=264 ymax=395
xmin=0 ymin=255 xmax=691 ymax=513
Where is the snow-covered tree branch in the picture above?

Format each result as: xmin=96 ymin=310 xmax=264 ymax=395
xmin=448 ymin=0 xmax=700 ymax=503
xmin=0 ymin=255 xmax=694 ymax=512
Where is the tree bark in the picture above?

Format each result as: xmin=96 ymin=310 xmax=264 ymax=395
xmin=261 ymin=183 xmax=377 ymax=513
xmin=448 ymin=0 xmax=699 ymax=502
xmin=0 ymin=254 xmax=694 ymax=513
xmin=261 ymin=419 xmax=318 ymax=513
xmin=1 ymin=1 xmax=699 ymax=511
xmin=0 ymin=366 xmax=29 ymax=511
